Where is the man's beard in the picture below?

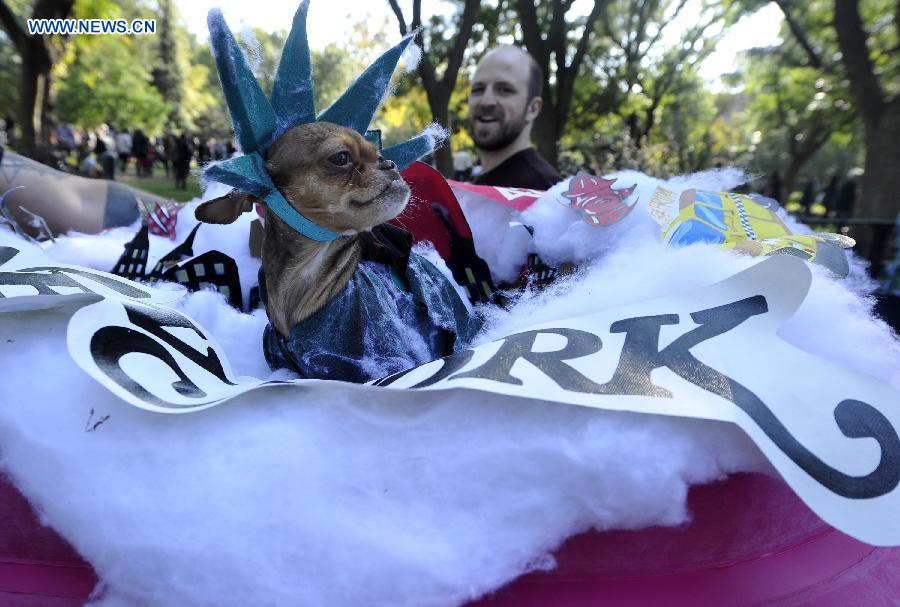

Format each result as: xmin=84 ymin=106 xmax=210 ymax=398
xmin=470 ymin=106 xmax=528 ymax=152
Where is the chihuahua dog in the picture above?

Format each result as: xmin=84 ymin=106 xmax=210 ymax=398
xmin=196 ymin=122 xmax=476 ymax=382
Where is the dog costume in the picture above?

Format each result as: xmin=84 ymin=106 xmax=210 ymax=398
xmin=204 ymin=1 xmax=479 ymax=382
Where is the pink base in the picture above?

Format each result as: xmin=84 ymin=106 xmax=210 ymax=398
xmin=0 ymin=477 xmax=96 ymax=605
xmin=2 ymin=473 xmax=898 ymax=606
xmin=469 ymin=474 xmax=900 ymax=606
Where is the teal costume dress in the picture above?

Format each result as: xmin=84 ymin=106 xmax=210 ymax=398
xmin=261 ymin=225 xmax=479 ymax=383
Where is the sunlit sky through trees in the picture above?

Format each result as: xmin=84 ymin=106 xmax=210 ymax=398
xmin=179 ymin=0 xmax=782 ymax=89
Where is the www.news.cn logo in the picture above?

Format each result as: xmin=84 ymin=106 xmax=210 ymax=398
xmin=27 ymin=19 xmax=156 ymax=35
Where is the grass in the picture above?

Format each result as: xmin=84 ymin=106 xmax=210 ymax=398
xmin=117 ymin=165 xmax=202 ymax=203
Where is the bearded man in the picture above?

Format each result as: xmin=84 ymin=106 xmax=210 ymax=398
xmin=468 ymin=45 xmax=562 ymax=190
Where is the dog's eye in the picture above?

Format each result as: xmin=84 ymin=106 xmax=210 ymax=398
xmin=328 ymin=151 xmax=352 ymax=166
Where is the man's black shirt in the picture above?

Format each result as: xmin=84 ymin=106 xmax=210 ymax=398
xmin=473 ymin=147 xmax=562 ymax=190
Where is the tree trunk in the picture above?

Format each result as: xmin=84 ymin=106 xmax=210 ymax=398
xmin=533 ymin=103 xmax=558 ymax=169
xmin=1 ymin=0 xmax=74 ymax=155
xmin=433 ymin=144 xmax=453 ymax=177
xmin=386 ymin=0 xmax=479 ymax=178
xmin=858 ymin=101 xmax=900 ymax=221
xmin=430 ymin=97 xmax=453 ymax=177
xmin=18 ymin=45 xmax=51 ymax=155
xmin=854 ymin=100 xmax=900 ymax=261
xmin=782 ymin=160 xmax=802 ymax=204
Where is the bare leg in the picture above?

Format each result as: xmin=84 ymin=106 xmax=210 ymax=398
xmin=1 ymin=151 xmax=170 ymax=236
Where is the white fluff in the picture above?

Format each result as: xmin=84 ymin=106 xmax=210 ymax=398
xmin=422 ymin=122 xmax=450 ymax=152
xmin=0 ymin=167 xmax=897 ymax=607
xmin=401 ymin=38 xmax=423 ymax=73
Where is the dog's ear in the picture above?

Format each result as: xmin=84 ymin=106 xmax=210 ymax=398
xmin=195 ymin=190 xmax=255 ymax=224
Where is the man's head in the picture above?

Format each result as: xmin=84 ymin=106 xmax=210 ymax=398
xmin=468 ymin=46 xmax=543 ymax=153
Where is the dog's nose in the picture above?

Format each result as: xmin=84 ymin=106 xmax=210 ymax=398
xmin=377 ymin=156 xmax=395 ymax=171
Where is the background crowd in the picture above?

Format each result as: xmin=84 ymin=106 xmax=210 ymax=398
xmin=0 ymin=0 xmax=897 ymax=279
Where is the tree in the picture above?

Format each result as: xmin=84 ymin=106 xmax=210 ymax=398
xmin=151 ymin=0 xmax=182 ymax=128
xmin=604 ymin=1 xmax=725 ymax=148
xmin=558 ymin=1 xmax=733 ymax=175
xmin=742 ymin=44 xmax=856 ymax=197
xmin=387 ymin=0 xmax=481 ymax=176
xmin=0 ymin=18 xmax=22 ymax=123
xmin=0 ymin=0 xmax=75 ymax=154
xmin=514 ymin=0 xmax=608 ymax=168
xmin=771 ymin=0 xmax=899 ymax=252
xmin=178 ymin=32 xmax=224 ymax=135
xmin=56 ymin=34 xmax=168 ymax=132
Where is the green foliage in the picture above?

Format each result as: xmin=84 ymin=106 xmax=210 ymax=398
xmin=0 ymin=31 xmax=20 ymax=119
xmin=56 ymin=34 xmax=168 ymax=132
xmin=151 ymin=0 xmax=182 ymax=126
xmin=1 ymin=0 xmax=893 ymax=185
xmin=561 ymin=0 xmax=735 ymax=175
xmin=311 ymin=43 xmax=365 ymax=112
xmin=733 ymin=0 xmax=873 ymax=192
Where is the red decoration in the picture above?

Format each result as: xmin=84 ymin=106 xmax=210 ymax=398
xmin=146 ymin=202 xmax=180 ymax=240
xmin=561 ymin=172 xmax=637 ymax=227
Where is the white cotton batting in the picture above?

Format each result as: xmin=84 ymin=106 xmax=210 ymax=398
xmin=0 ymin=167 xmax=898 ymax=607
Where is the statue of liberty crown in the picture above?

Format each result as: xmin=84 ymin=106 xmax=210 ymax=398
xmin=204 ymin=0 xmax=445 ymax=241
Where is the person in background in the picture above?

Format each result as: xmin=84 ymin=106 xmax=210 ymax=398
xmin=198 ymin=136 xmax=212 ymax=164
xmin=453 ymin=148 xmax=474 ymax=181
xmin=799 ymin=180 xmax=816 ymax=215
xmin=94 ymin=124 xmax=116 ymax=179
xmin=763 ymin=171 xmax=783 ymax=202
xmin=115 ymin=128 xmax=132 ymax=174
xmin=55 ymin=123 xmax=75 ymax=155
xmin=467 ymin=45 xmax=561 ymax=190
xmin=132 ymin=129 xmax=150 ymax=177
xmin=173 ymin=132 xmax=192 ymax=190
xmin=822 ymin=174 xmax=840 ymax=216
xmin=835 ymin=169 xmax=862 ymax=220
xmin=4 ymin=114 xmax=15 ymax=146
xmin=142 ymin=136 xmax=156 ymax=176
xmin=161 ymin=132 xmax=174 ymax=177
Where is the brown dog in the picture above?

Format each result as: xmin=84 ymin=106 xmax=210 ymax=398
xmin=195 ymin=122 xmax=476 ymax=382
xmin=196 ymin=122 xmax=410 ymax=337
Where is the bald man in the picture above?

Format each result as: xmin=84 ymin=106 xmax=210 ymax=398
xmin=468 ymin=46 xmax=562 ymax=190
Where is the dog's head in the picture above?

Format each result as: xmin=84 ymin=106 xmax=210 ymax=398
xmin=195 ymin=122 xmax=410 ymax=234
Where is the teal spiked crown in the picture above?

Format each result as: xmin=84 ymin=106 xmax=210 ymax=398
xmin=204 ymin=1 xmax=443 ymax=241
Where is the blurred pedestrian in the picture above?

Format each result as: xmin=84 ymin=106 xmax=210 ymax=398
xmin=835 ymin=169 xmax=863 ymax=220
xmin=799 ymin=180 xmax=815 ymax=215
xmin=453 ymin=148 xmax=474 ymax=181
xmin=161 ymin=133 xmax=174 ymax=177
xmin=132 ymin=129 xmax=150 ymax=177
xmin=197 ymin=136 xmax=210 ymax=164
xmin=115 ymin=129 xmax=132 ymax=173
xmin=821 ymin=174 xmax=840 ymax=215
xmin=94 ymin=125 xmax=117 ymax=180
xmin=173 ymin=133 xmax=192 ymax=190
xmin=4 ymin=113 xmax=15 ymax=145
xmin=763 ymin=171 xmax=783 ymax=202
xmin=55 ymin=124 xmax=75 ymax=154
